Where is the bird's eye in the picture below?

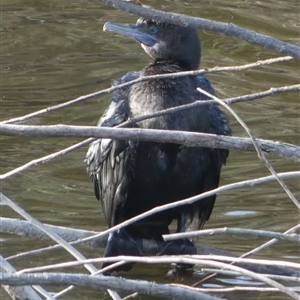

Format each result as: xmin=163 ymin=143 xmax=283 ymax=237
xmin=148 ymin=26 xmax=158 ymax=34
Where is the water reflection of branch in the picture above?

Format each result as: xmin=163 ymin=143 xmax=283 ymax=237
xmin=98 ymin=0 xmax=300 ymax=60
xmin=0 ymin=56 xmax=295 ymax=125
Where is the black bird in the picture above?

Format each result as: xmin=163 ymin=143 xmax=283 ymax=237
xmin=86 ymin=18 xmax=231 ymax=271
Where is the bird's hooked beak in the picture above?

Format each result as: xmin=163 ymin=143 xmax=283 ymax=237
xmin=103 ymin=22 xmax=157 ymax=46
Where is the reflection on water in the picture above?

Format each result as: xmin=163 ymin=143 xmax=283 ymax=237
xmin=1 ymin=0 xmax=299 ymax=299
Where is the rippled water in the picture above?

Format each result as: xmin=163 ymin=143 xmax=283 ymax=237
xmin=1 ymin=0 xmax=299 ymax=299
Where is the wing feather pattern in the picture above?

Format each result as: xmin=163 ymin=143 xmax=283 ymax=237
xmin=181 ymin=76 xmax=231 ymax=237
xmin=86 ymin=72 xmax=139 ymax=227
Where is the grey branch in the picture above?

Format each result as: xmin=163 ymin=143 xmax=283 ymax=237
xmin=0 ymin=193 xmax=121 ymax=300
xmin=14 ymin=256 xmax=300 ymax=298
xmin=0 ymin=124 xmax=299 ymax=162
xmin=0 ymin=84 xmax=299 ymax=179
xmin=0 ymin=217 xmax=104 ymax=247
xmin=0 ymin=273 xmax=223 ymax=300
xmin=163 ymin=227 xmax=300 ymax=243
xmin=98 ymin=0 xmax=300 ymax=60
xmin=0 ymin=255 xmax=43 ymax=300
xmin=197 ymin=86 xmax=299 ymax=209
xmin=121 ymin=84 xmax=300 ymax=127
xmin=0 ymin=59 xmax=297 ymax=126
xmin=0 ymin=138 xmax=94 ymax=180
xmin=1 ymin=217 xmax=298 ymax=277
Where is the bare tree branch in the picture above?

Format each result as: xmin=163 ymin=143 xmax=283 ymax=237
xmin=17 ymin=255 xmax=300 ymax=275
xmin=0 ymin=193 xmax=122 ymax=300
xmin=0 ymin=255 xmax=44 ymax=300
xmin=0 ymin=273 xmax=223 ymax=300
xmin=163 ymin=227 xmax=300 ymax=243
xmin=66 ymin=171 xmax=299 ymax=253
xmin=3 ymin=172 xmax=293 ymax=268
xmin=2 ymin=217 xmax=298 ymax=277
xmin=121 ymin=84 xmax=300 ymax=127
xmin=241 ymin=224 xmax=300 ymax=259
xmin=200 ymin=269 xmax=300 ymax=283
xmin=97 ymin=0 xmax=300 ymax=59
xmin=0 ymin=217 xmax=103 ymax=248
xmin=0 ymin=138 xmax=93 ymax=180
xmin=1 ymin=3 xmax=298 ymax=299
xmin=1 ymin=58 xmax=296 ymax=125
xmin=197 ymin=87 xmax=299 ymax=208
xmin=197 ymin=224 xmax=300 ymax=286
xmin=187 ymin=286 xmax=300 ymax=293
xmin=0 ymin=124 xmax=299 ymax=171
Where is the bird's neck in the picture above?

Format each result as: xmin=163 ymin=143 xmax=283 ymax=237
xmin=144 ymin=60 xmax=184 ymax=76
xmin=152 ymin=58 xmax=198 ymax=71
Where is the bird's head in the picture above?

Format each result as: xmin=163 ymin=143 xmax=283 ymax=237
xmin=104 ymin=18 xmax=201 ymax=70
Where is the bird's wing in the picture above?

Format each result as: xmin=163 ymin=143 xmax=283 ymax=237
xmin=182 ymin=76 xmax=231 ymax=234
xmin=196 ymin=74 xmax=231 ymax=163
xmin=86 ymin=72 xmax=140 ymax=227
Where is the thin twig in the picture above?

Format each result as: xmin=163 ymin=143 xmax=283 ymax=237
xmin=0 ymin=84 xmax=299 ymax=180
xmin=1 ymin=217 xmax=298 ymax=277
xmin=201 ymin=269 xmax=300 ymax=283
xmin=18 ymin=255 xmax=300 ymax=274
xmin=241 ymin=224 xmax=300 ymax=259
xmin=197 ymin=86 xmax=300 ymax=209
xmin=187 ymin=286 xmax=300 ymax=293
xmin=196 ymin=224 xmax=300 ymax=285
xmin=0 ymin=254 xmax=44 ymax=300
xmin=121 ymin=84 xmax=300 ymax=127
xmin=122 ymin=292 xmax=139 ymax=300
xmin=163 ymin=227 xmax=300 ymax=243
xmin=17 ymin=171 xmax=297 ymax=258
xmin=0 ymin=57 xmax=295 ymax=125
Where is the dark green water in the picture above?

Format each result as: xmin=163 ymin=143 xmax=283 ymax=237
xmin=1 ymin=0 xmax=299 ymax=299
